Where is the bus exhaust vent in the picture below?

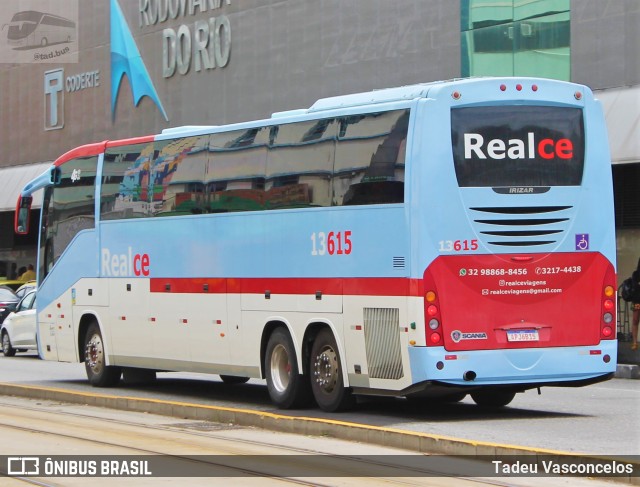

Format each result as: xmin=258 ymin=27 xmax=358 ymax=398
xmin=363 ymin=308 xmax=404 ymax=380
xmin=470 ymin=206 xmax=573 ymax=247
xmin=393 ymin=257 xmax=405 ymax=268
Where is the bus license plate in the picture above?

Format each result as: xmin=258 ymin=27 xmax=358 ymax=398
xmin=507 ymin=330 xmax=539 ymax=342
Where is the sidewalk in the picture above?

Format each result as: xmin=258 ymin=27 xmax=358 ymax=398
xmin=616 ymin=342 xmax=640 ymax=379
xmin=616 ymin=363 xmax=640 ymax=379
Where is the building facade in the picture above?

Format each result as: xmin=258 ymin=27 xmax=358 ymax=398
xmin=0 ymin=0 xmax=638 ymax=279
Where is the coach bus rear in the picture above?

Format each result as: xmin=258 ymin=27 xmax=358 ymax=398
xmin=408 ymin=78 xmax=616 ymax=407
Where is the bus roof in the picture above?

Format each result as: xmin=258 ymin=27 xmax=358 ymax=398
xmin=53 ymin=141 xmax=107 ymax=167
xmin=51 ymin=77 xmax=589 ymax=168
xmin=307 ymin=82 xmax=436 ymax=113
xmin=10 ymin=10 xmax=73 ymax=23
xmin=305 ymin=77 xmax=588 ymax=114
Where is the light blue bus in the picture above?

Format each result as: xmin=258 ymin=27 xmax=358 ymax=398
xmin=15 ymin=77 xmax=617 ymax=412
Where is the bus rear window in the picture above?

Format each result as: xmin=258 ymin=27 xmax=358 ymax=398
xmin=451 ymin=106 xmax=584 ymax=188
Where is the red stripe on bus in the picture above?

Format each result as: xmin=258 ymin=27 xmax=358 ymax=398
xmin=54 ymin=141 xmax=108 ymax=166
xmin=150 ymin=278 xmax=227 ymax=294
xmin=52 ymin=134 xmax=156 ymax=166
xmin=106 ymin=135 xmax=156 ymax=148
xmin=150 ymin=277 xmax=424 ymax=297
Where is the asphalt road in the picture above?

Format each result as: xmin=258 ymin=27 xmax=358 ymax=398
xmin=0 ymin=352 xmax=638 ymax=457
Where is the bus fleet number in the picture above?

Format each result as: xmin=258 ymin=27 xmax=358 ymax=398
xmin=311 ymin=231 xmax=352 ymax=256
xmin=439 ymin=239 xmax=479 ymax=252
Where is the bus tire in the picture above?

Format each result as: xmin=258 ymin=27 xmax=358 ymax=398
xmin=84 ymin=322 xmax=121 ymax=387
xmin=40 ymin=37 xmax=48 ymax=47
xmin=265 ymin=327 xmax=310 ymax=409
xmin=310 ymin=328 xmax=355 ymax=412
xmin=2 ymin=331 xmax=16 ymax=357
xmin=471 ymin=389 xmax=516 ymax=409
xmin=220 ymin=375 xmax=250 ymax=385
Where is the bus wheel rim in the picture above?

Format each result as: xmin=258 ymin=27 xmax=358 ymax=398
xmin=270 ymin=343 xmax=290 ymax=393
xmin=85 ymin=335 xmax=104 ymax=375
xmin=314 ymin=346 xmax=338 ymax=393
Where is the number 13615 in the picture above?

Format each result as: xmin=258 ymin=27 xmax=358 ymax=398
xmin=439 ymin=239 xmax=479 ymax=252
xmin=311 ymin=231 xmax=352 ymax=256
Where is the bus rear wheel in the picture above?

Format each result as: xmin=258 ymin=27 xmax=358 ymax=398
xmin=84 ymin=322 xmax=121 ymax=387
xmin=310 ymin=329 xmax=354 ymax=412
xmin=264 ymin=328 xmax=310 ymax=409
xmin=471 ymin=389 xmax=516 ymax=409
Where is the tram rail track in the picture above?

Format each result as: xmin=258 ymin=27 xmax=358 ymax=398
xmin=0 ymin=398 xmax=562 ymax=487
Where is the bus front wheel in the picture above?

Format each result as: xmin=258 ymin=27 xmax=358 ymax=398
xmin=84 ymin=322 xmax=121 ymax=387
xmin=265 ymin=328 xmax=310 ymax=409
xmin=310 ymin=328 xmax=354 ymax=412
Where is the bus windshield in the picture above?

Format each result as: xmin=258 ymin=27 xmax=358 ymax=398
xmin=451 ymin=106 xmax=585 ymax=188
xmin=6 ymin=12 xmax=42 ymax=40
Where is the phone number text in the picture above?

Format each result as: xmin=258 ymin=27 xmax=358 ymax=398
xmin=461 ymin=268 xmax=528 ymax=277
xmin=535 ymin=266 xmax=582 ymax=275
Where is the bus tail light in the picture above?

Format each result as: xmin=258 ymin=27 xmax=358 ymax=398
xmin=423 ymin=290 xmax=443 ymax=346
xmin=429 ymin=332 xmax=442 ymax=344
xmin=600 ymin=270 xmax=617 ymax=340
xmin=423 ymin=268 xmax=444 ymax=346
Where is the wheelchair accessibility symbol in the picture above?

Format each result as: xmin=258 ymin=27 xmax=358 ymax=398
xmin=575 ymin=234 xmax=589 ymax=251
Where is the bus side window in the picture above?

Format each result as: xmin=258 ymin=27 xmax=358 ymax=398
xmin=207 ymin=128 xmax=268 ymax=213
xmin=266 ymin=119 xmax=337 ymax=210
xmin=152 ymin=135 xmax=208 ymax=217
xmin=334 ymin=110 xmax=408 ymax=206
xmin=101 ymin=142 xmax=156 ymax=220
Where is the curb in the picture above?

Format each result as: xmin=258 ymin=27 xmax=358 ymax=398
xmin=616 ymin=364 xmax=640 ymax=380
xmin=0 ymin=382 xmax=638 ymax=484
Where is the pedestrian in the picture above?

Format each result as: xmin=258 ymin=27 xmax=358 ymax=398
xmin=630 ymin=258 xmax=640 ymax=351
xmin=19 ymin=264 xmax=36 ymax=282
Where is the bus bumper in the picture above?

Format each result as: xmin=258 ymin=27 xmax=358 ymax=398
xmin=408 ymin=341 xmax=618 ymax=387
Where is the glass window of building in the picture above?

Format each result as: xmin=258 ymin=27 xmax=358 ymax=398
xmin=461 ymin=0 xmax=570 ymax=80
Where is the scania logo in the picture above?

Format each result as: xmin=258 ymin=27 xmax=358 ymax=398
xmin=451 ymin=330 xmax=488 ymax=343
xmin=464 ymin=133 xmax=574 ymax=161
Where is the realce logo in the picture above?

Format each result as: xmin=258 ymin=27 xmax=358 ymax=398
xmin=464 ymin=133 xmax=574 ymax=161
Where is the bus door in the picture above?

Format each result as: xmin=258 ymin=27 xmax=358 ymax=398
xmin=37 ymin=312 xmax=58 ymax=361
xmin=53 ymin=295 xmax=76 ymax=361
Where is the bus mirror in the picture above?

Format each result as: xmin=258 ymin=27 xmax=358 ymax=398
xmin=15 ymin=195 xmax=32 ymax=235
xmin=51 ymin=167 xmax=61 ymax=185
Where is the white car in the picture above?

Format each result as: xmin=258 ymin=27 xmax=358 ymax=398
xmin=1 ymin=289 xmax=37 ymax=357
